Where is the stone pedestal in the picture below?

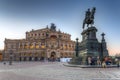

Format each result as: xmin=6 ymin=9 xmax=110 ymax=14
xmin=70 ymin=26 xmax=109 ymax=65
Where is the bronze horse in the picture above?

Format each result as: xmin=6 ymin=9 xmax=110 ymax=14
xmin=82 ymin=7 xmax=96 ymax=29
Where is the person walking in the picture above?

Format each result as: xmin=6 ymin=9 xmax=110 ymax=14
xmin=117 ymin=59 xmax=120 ymax=68
xmin=88 ymin=57 xmax=91 ymax=65
xmin=102 ymin=61 xmax=106 ymax=68
xmin=97 ymin=56 xmax=101 ymax=65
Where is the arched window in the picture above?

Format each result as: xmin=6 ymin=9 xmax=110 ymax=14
xmin=30 ymin=43 xmax=34 ymax=49
xmin=35 ymin=34 xmax=37 ymax=36
xmin=35 ymin=43 xmax=39 ymax=49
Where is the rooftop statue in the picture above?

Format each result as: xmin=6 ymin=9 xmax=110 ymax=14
xmin=82 ymin=7 xmax=96 ymax=29
xmin=50 ymin=23 xmax=56 ymax=31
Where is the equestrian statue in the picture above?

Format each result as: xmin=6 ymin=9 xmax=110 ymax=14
xmin=82 ymin=7 xmax=96 ymax=29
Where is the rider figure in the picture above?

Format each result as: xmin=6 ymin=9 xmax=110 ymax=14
xmin=83 ymin=7 xmax=96 ymax=29
xmin=85 ymin=9 xmax=91 ymax=19
xmin=91 ymin=7 xmax=96 ymax=19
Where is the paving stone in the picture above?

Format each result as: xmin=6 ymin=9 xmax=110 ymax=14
xmin=0 ymin=62 xmax=120 ymax=80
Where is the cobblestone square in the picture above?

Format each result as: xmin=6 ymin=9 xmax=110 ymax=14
xmin=0 ymin=62 xmax=120 ymax=80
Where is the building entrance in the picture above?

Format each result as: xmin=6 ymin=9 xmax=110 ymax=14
xmin=29 ymin=57 xmax=32 ymax=61
xmin=50 ymin=52 xmax=56 ymax=61
xmin=34 ymin=57 xmax=38 ymax=61
xmin=24 ymin=57 xmax=27 ymax=61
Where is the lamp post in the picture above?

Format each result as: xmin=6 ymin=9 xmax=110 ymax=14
xmin=75 ymin=38 xmax=79 ymax=57
xmin=9 ymin=50 xmax=13 ymax=65
xmin=100 ymin=33 xmax=105 ymax=61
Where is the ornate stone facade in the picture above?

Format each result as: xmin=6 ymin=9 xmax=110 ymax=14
xmin=4 ymin=23 xmax=75 ymax=61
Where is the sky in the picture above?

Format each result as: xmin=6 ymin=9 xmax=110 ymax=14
xmin=0 ymin=0 xmax=120 ymax=55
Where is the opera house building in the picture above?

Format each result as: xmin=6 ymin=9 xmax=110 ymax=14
xmin=4 ymin=23 xmax=75 ymax=61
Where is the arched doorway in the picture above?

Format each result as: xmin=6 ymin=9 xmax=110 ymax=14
xmin=24 ymin=57 xmax=27 ymax=61
xmin=34 ymin=57 xmax=38 ymax=61
xmin=19 ymin=57 xmax=22 ymax=61
xmin=29 ymin=57 xmax=32 ymax=61
xmin=40 ymin=52 xmax=45 ymax=61
xmin=50 ymin=52 xmax=56 ymax=61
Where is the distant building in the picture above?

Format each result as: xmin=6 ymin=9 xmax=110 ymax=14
xmin=4 ymin=23 xmax=75 ymax=61
xmin=0 ymin=50 xmax=3 ymax=61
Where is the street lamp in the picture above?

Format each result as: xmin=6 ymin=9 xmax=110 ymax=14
xmin=9 ymin=50 xmax=13 ymax=65
xmin=75 ymin=38 xmax=79 ymax=57
xmin=100 ymin=33 xmax=105 ymax=61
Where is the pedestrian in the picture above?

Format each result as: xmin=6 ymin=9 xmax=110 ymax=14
xmin=117 ymin=59 xmax=120 ymax=68
xmin=3 ymin=62 xmax=6 ymax=65
xmin=88 ymin=57 xmax=91 ymax=65
xmin=115 ymin=58 xmax=118 ymax=64
xmin=91 ymin=57 xmax=95 ymax=65
xmin=102 ymin=61 xmax=106 ymax=68
xmin=97 ymin=56 xmax=101 ymax=65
